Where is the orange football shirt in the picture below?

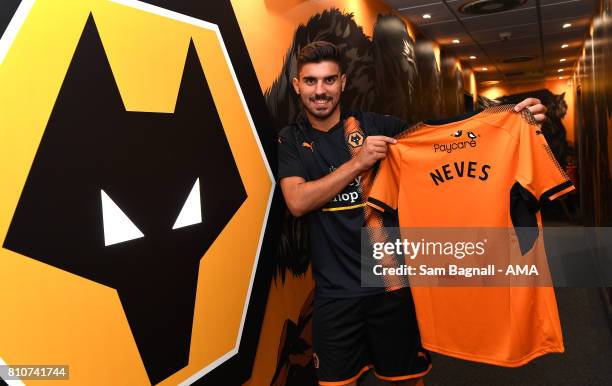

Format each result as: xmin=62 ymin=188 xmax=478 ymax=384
xmin=367 ymin=105 xmax=574 ymax=366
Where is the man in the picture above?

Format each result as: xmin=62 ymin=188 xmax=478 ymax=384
xmin=277 ymin=41 xmax=547 ymax=386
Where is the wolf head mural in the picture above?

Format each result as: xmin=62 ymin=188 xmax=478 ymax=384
xmin=3 ymin=15 xmax=247 ymax=384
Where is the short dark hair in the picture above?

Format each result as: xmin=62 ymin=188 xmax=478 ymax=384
xmin=296 ymin=41 xmax=345 ymax=74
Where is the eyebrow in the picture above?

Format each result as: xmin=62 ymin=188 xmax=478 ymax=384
xmin=302 ymin=75 xmax=339 ymax=81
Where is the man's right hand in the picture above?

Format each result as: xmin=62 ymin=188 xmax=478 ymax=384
xmin=280 ymin=135 xmax=397 ymax=217
xmin=354 ymin=135 xmax=397 ymax=172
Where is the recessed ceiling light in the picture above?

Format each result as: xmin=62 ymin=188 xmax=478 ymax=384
xmin=562 ymin=43 xmax=569 ymax=48
xmin=560 ymin=58 xmax=566 ymax=62
xmin=469 ymin=55 xmax=477 ymax=59
xmin=423 ymin=14 xmax=432 ymax=19
xmin=563 ymin=23 xmax=572 ymax=28
xmin=558 ymin=69 xmax=564 ymax=72
xmin=482 ymin=67 xmax=488 ymax=71
xmin=452 ymin=39 xmax=461 ymax=44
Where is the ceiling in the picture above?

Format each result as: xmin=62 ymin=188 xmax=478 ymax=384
xmin=384 ymin=0 xmax=599 ymax=87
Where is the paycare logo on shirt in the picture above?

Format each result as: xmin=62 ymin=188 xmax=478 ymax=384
xmin=433 ymin=129 xmax=479 ymax=153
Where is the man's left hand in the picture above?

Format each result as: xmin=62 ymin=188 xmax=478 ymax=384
xmin=514 ymin=98 xmax=547 ymax=123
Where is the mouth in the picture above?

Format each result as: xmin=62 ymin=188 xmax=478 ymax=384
xmin=311 ymin=97 xmax=332 ymax=107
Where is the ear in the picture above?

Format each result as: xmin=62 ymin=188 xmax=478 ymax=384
xmin=341 ymin=73 xmax=347 ymax=92
xmin=292 ymin=77 xmax=300 ymax=95
xmin=560 ymin=92 xmax=566 ymax=98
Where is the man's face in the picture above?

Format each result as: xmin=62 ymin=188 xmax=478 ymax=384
xmin=292 ymin=60 xmax=346 ymax=120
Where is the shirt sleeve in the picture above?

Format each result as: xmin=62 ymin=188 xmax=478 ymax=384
xmin=367 ymin=144 xmax=402 ymax=213
xmin=277 ymin=128 xmax=307 ymax=181
xmin=515 ymin=112 xmax=574 ymax=202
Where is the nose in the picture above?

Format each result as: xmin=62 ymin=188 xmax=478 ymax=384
xmin=314 ymin=80 xmax=325 ymax=95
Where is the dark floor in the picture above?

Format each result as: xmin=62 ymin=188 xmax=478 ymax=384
xmin=361 ymin=288 xmax=612 ymax=386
